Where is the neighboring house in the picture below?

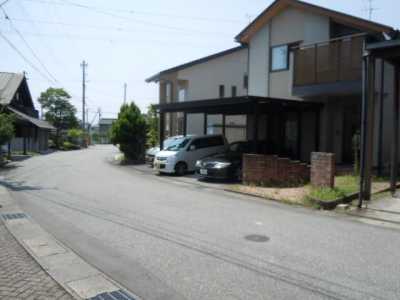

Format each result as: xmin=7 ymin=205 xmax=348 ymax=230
xmin=97 ymin=118 xmax=116 ymax=144
xmin=147 ymin=0 xmax=397 ymax=170
xmin=0 ymin=72 xmax=55 ymax=153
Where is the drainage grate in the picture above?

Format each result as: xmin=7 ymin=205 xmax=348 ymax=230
xmin=244 ymin=234 xmax=270 ymax=243
xmin=2 ymin=213 xmax=27 ymax=220
xmin=88 ymin=289 xmax=137 ymax=300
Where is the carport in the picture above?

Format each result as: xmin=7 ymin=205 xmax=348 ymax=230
xmin=358 ymin=37 xmax=400 ymax=207
xmin=154 ymin=96 xmax=322 ymax=161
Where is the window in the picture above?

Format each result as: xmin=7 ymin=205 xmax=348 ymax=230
xmin=271 ymin=45 xmax=289 ymax=71
xmin=225 ymin=115 xmax=247 ymax=143
xmin=178 ymin=88 xmax=186 ymax=102
xmin=191 ymin=136 xmax=224 ymax=149
xmin=243 ymin=74 xmax=248 ymax=89
xmin=207 ymin=114 xmax=223 ymax=135
xmin=219 ymin=85 xmax=225 ymax=98
xmin=165 ymin=82 xmax=172 ymax=103
xmin=231 ymin=86 xmax=237 ymax=97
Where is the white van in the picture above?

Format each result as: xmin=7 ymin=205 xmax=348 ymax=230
xmin=153 ymin=135 xmax=228 ymax=175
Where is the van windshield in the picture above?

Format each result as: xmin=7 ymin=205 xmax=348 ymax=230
xmin=165 ymin=137 xmax=190 ymax=151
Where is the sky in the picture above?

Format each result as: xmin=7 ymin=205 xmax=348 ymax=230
xmin=1 ymin=0 xmax=399 ymax=125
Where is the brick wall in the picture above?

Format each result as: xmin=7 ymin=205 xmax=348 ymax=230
xmin=243 ymin=154 xmax=310 ymax=186
xmin=310 ymin=152 xmax=335 ymax=188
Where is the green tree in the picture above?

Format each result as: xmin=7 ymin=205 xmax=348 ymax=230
xmin=0 ymin=113 xmax=14 ymax=162
xmin=146 ymin=104 xmax=159 ymax=148
xmin=38 ymin=88 xmax=79 ymax=148
xmin=0 ymin=113 xmax=14 ymax=146
xmin=110 ymin=102 xmax=147 ymax=162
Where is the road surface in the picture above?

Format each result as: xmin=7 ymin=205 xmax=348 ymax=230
xmin=1 ymin=145 xmax=400 ymax=300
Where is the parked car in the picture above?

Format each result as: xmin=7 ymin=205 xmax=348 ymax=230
xmin=145 ymin=136 xmax=184 ymax=165
xmin=195 ymin=141 xmax=254 ymax=181
xmin=153 ymin=135 xmax=228 ymax=176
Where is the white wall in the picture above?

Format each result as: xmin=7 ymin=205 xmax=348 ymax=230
xmin=178 ymin=48 xmax=248 ymax=101
xmin=248 ymin=24 xmax=269 ymax=97
xmin=247 ymin=7 xmax=330 ymax=100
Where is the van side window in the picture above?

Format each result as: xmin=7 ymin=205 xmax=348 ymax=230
xmin=190 ymin=136 xmax=224 ymax=149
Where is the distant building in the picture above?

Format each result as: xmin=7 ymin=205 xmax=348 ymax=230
xmin=98 ymin=118 xmax=116 ymax=144
xmin=0 ymin=72 xmax=55 ymax=153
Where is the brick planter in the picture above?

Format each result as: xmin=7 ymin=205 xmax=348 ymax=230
xmin=243 ymin=154 xmax=310 ymax=187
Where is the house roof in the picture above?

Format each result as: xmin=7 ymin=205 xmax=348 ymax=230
xmin=7 ymin=106 xmax=55 ymax=130
xmin=0 ymin=72 xmax=25 ymax=105
xmin=235 ymin=0 xmax=394 ymax=43
xmin=146 ymin=45 xmax=247 ymax=83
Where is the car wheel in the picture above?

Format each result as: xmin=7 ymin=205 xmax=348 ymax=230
xmin=175 ymin=162 xmax=187 ymax=176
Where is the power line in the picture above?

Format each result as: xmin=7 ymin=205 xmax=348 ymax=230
xmin=0 ymin=30 xmax=230 ymax=48
xmin=8 ymin=17 xmax=232 ymax=38
xmin=23 ymin=0 xmax=237 ymax=36
xmin=1 ymin=7 xmax=59 ymax=83
xmin=0 ymin=0 xmax=12 ymax=8
xmin=24 ymin=0 xmax=242 ymax=24
xmin=0 ymin=30 xmax=55 ymax=84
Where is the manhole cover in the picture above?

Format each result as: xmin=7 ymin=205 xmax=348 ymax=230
xmin=244 ymin=234 xmax=269 ymax=243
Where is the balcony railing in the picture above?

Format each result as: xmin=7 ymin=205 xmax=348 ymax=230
xmin=293 ymin=35 xmax=364 ymax=87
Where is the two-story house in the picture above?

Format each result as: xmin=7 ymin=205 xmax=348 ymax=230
xmin=147 ymin=0 xmax=396 ymax=169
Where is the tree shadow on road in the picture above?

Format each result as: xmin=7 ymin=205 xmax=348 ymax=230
xmin=0 ymin=180 xmax=43 ymax=192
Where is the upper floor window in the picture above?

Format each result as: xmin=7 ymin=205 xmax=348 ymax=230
xmin=165 ymin=82 xmax=172 ymax=103
xmin=243 ymin=74 xmax=248 ymax=89
xmin=271 ymin=45 xmax=289 ymax=72
xmin=219 ymin=85 xmax=225 ymax=98
xmin=178 ymin=88 xmax=186 ymax=102
xmin=231 ymin=86 xmax=237 ymax=97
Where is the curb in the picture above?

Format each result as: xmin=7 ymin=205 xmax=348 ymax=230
xmin=0 ymin=185 xmax=140 ymax=300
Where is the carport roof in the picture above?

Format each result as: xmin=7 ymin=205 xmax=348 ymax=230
xmin=366 ymin=38 xmax=400 ymax=65
xmin=154 ymin=96 xmax=321 ymax=114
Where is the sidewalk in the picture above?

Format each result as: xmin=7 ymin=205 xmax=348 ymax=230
xmin=0 ymin=220 xmax=73 ymax=300
xmin=0 ymin=184 xmax=139 ymax=300
xmin=345 ymin=196 xmax=400 ymax=226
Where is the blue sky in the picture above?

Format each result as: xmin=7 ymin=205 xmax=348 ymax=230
xmin=1 ymin=0 xmax=398 ymax=124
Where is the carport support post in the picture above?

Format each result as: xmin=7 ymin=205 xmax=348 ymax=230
xmin=358 ymin=54 xmax=376 ymax=207
xmin=183 ymin=112 xmax=187 ymax=136
xmin=159 ymin=112 xmax=165 ymax=150
xmin=390 ymin=65 xmax=400 ymax=195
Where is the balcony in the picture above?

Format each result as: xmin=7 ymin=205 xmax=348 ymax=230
xmin=293 ymin=35 xmax=364 ymax=97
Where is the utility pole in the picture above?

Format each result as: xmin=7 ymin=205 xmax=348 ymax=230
xmin=80 ymin=60 xmax=88 ymax=131
xmin=366 ymin=0 xmax=378 ymax=20
xmin=123 ymin=83 xmax=127 ymax=105
xmin=98 ymin=107 xmax=102 ymax=121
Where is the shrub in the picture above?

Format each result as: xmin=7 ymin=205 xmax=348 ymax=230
xmin=61 ymin=141 xmax=80 ymax=151
xmin=67 ymin=128 xmax=84 ymax=145
xmin=110 ymin=102 xmax=147 ymax=162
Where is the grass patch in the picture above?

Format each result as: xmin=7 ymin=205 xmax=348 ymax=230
xmin=308 ymin=187 xmax=346 ymax=202
xmin=306 ymin=175 xmax=359 ymax=203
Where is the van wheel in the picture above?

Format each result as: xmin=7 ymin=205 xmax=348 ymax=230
xmin=175 ymin=162 xmax=187 ymax=176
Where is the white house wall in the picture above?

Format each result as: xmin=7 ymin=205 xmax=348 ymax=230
xmin=248 ymin=24 xmax=269 ymax=97
xmin=248 ymin=7 xmax=330 ymax=100
xmin=177 ymin=49 xmax=248 ymax=101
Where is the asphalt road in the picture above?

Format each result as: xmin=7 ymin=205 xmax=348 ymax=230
xmin=1 ymin=145 xmax=400 ymax=300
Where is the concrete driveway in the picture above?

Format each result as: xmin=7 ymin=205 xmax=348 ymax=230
xmin=1 ymin=145 xmax=400 ymax=300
